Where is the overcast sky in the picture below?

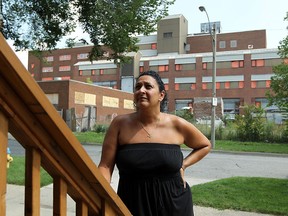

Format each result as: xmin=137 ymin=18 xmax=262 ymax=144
xmin=10 ymin=0 xmax=288 ymax=68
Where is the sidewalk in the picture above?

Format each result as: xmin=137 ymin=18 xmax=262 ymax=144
xmin=6 ymin=173 xmax=274 ymax=216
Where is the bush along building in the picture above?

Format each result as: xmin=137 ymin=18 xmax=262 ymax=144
xmin=28 ymin=14 xmax=286 ymax=126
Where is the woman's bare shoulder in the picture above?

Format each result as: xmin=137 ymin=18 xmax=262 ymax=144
xmin=161 ymin=112 xmax=186 ymax=124
xmin=111 ymin=113 xmax=135 ymax=125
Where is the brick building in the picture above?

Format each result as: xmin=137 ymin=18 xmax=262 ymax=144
xmin=38 ymin=80 xmax=134 ymax=131
xmin=28 ymin=14 xmax=283 ymax=121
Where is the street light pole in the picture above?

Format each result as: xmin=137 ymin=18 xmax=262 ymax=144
xmin=199 ymin=6 xmax=217 ymax=148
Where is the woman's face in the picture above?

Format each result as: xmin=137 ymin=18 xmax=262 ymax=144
xmin=134 ymin=75 xmax=164 ymax=110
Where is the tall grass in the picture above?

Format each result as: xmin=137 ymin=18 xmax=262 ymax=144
xmin=195 ymin=120 xmax=288 ymax=144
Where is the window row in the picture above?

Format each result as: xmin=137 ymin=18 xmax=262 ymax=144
xmin=79 ymin=68 xmax=117 ymax=76
xmin=140 ymin=59 xmax=280 ymax=73
xmin=94 ymin=81 xmax=117 ymax=89
xmin=202 ymin=60 xmax=264 ymax=70
xmin=166 ymin=80 xmax=270 ymax=91
xmin=42 ymin=66 xmax=71 ymax=72
xmin=219 ymin=40 xmax=238 ymax=49
xmin=43 ymin=53 xmax=89 ymax=62
xmin=41 ymin=76 xmax=71 ymax=81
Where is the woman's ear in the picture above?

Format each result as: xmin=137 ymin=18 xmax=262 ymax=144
xmin=159 ymin=90 xmax=165 ymax=101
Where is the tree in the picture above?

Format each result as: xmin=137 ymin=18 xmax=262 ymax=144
xmin=1 ymin=0 xmax=175 ymax=61
xmin=267 ymin=12 xmax=288 ymax=111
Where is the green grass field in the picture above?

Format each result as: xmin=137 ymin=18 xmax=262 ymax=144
xmin=192 ymin=177 xmax=288 ymax=215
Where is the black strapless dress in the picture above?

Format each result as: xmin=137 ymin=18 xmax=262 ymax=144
xmin=115 ymin=143 xmax=193 ymax=216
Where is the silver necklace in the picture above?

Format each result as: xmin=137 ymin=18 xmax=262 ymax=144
xmin=139 ymin=118 xmax=160 ymax=138
xmin=139 ymin=122 xmax=152 ymax=138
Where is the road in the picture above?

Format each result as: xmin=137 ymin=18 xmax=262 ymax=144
xmin=8 ymin=139 xmax=288 ymax=187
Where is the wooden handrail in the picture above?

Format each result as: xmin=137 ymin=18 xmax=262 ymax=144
xmin=0 ymin=34 xmax=131 ymax=215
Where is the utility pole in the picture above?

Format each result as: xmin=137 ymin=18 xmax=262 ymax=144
xmin=199 ymin=6 xmax=217 ymax=148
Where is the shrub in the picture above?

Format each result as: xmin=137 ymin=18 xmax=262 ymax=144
xmin=174 ymin=109 xmax=194 ymax=123
xmin=234 ymin=105 xmax=265 ymax=142
xmin=93 ymin=124 xmax=109 ymax=133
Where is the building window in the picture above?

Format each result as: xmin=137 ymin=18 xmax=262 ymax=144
xmin=175 ymin=64 xmax=182 ymax=71
xmin=139 ymin=66 xmax=144 ymax=73
xmin=77 ymin=53 xmax=89 ymax=59
xmin=79 ymin=70 xmax=92 ymax=76
xmin=95 ymin=68 xmax=116 ymax=75
xmin=219 ymin=41 xmax=226 ymax=49
xmin=231 ymin=60 xmax=244 ymax=68
xmin=266 ymin=80 xmax=271 ymax=87
xmin=251 ymin=80 xmax=270 ymax=88
xmin=223 ymin=98 xmax=240 ymax=116
xmin=230 ymin=40 xmax=237 ymax=48
xmin=202 ymin=83 xmax=208 ymax=90
xmin=255 ymin=98 xmax=269 ymax=109
xmin=175 ymin=83 xmax=194 ymax=90
xmin=59 ymin=55 xmax=71 ymax=61
xmin=225 ymin=82 xmax=230 ymax=89
xmin=93 ymin=81 xmax=117 ymax=88
xmin=158 ymin=65 xmax=169 ymax=72
xmin=42 ymin=67 xmax=53 ymax=73
xmin=164 ymin=84 xmax=169 ymax=90
xmin=251 ymin=59 xmax=264 ymax=67
xmin=174 ymin=82 xmax=197 ymax=90
xmin=59 ymin=65 xmax=71 ymax=72
xmin=239 ymin=81 xmax=244 ymax=88
xmin=151 ymin=43 xmax=157 ymax=50
xmin=163 ymin=32 xmax=173 ymax=38
xmin=175 ymin=99 xmax=193 ymax=111
xmin=44 ymin=56 xmax=54 ymax=62
xmin=230 ymin=82 xmax=240 ymax=89
xmin=174 ymin=83 xmax=179 ymax=90
xmin=202 ymin=62 xmax=207 ymax=70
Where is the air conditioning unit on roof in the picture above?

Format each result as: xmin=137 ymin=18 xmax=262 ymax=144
xmin=248 ymin=44 xmax=253 ymax=49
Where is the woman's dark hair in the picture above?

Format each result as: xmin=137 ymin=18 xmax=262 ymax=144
xmin=136 ymin=70 xmax=168 ymax=112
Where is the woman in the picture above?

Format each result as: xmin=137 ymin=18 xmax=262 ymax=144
xmin=98 ymin=70 xmax=211 ymax=216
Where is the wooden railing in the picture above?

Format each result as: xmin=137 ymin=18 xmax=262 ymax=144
xmin=0 ymin=34 xmax=131 ymax=215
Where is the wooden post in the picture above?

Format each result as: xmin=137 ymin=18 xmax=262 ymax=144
xmin=25 ymin=148 xmax=41 ymax=216
xmin=0 ymin=111 xmax=8 ymax=216
xmin=53 ymin=177 xmax=67 ymax=216
xmin=76 ymin=201 xmax=88 ymax=216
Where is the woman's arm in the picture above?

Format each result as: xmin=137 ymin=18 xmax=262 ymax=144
xmin=98 ymin=116 xmax=121 ymax=183
xmin=176 ymin=117 xmax=211 ymax=170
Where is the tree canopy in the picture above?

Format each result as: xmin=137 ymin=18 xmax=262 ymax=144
xmin=267 ymin=12 xmax=288 ymax=112
xmin=1 ymin=0 xmax=175 ymax=61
